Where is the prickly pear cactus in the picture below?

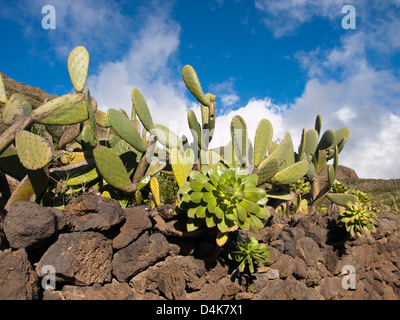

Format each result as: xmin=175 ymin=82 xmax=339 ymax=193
xmin=107 ymin=108 xmax=147 ymax=153
xmin=68 ymin=46 xmax=89 ymax=93
xmin=93 ymin=145 xmax=135 ymax=193
xmin=15 ymin=131 xmax=53 ymax=170
xmin=2 ymin=94 xmax=32 ymax=125
xmin=131 ymin=88 xmax=154 ymax=132
xmin=182 ymin=65 xmax=215 ymax=106
xmin=254 ymin=119 xmax=273 ymax=167
xmin=30 ymin=93 xmax=89 ymax=125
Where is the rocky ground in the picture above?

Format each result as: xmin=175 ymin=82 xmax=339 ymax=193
xmin=0 ymin=194 xmax=399 ymax=300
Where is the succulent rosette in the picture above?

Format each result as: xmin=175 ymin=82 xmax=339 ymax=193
xmin=228 ymin=236 xmax=271 ymax=273
xmin=176 ymin=164 xmax=269 ymax=245
xmin=339 ymin=201 xmax=377 ymax=237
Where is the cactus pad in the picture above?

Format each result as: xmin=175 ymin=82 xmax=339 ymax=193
xmin=182 ymin=65 xmax=211 ymax=106
xmin=93 ymin=145 xmax=135 ymax=193
xmin=31 ymin=93 xmax=88 ymax=125
xmin=68 ymin=46 xmax=89 ymax=93
xmin=131 ymin=88 xmax=154 ymax=131
xmin=150 ymin=124 xmax=183 ymax=150
xmin=254 ymin=119 xmax=273 ymax=167
xmin=107 ymin=108 xmax=147 ymax=153
xmin=326 ymin=193 xmax=358 ymax=207
xmin=15 ymin=131 xmax=53 ymax=170
xmin=270 ymin=160 xmax=309 ymax=185
xmin=2 ymin=94 xmax=32 ymax=125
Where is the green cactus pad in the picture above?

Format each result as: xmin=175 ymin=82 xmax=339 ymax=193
xmin=107 ymin=108 xmax=147 ymax=153
xmin=282 ymin=131 xmax=295 ymax=168
xmin=94 ymin=110 xmax=111 ymax=127
xmin=2 ymin=94 xmax=32 ymax=125
xmin=258 ymin=139 xmax=291 ymax=170
xmin=0 ymin=74 xmax=7 ymax=103
xmin=326 ymin=193 xmax=358 ymax=207
xmin=150 ymin=124 xmax=183 ymax=150
xmin=317 ymin=129 xmax=335 ymax=150
xmin=67 ymin=166 xmax=99 ymax=186
xmin=297 ymin=128 xmax=306 ymax=162
xmin=254 ymin=119 xmax=273 ymax=167
xmin=306 ymin=161 xmax=316 ymax=181
xmin=131 ymin=88 xmax=154 ymax=131
xmin=93 ymin=145 xmax=135 ymax=193
xmin=270 ymin=160 xmax=309 ymax=185
xmin=31 ymin=93 xmax=88 ymax=125
xmin=84 ymin=89 xmax=98 ymax=147
xmin=257 ymin=158 xmax=279 ymax=185
xmin=68 ymin=46 xmax=89 ymax=93
xmin=15 ymin=131 xmax=53 ymax=170
xmin=182 ymin=65 xmax=210 ymax=106
xmin=315 ymin=114 xmax=322 ymax=135
xmin=187 ymin=109 xmax=202 ymax=148
xmin=304 ymin=129 xmax=319 ymax=158
xmin=230 ymin=115 xmax=248 ymax=163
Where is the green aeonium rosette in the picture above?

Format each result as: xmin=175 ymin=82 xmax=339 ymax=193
xmin=176 ymin=164 xmax=269 ymax=245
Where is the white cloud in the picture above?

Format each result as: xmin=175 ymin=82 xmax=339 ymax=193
xmin=210 ymin=98 xmax=287 ymax=149
xmin=254 ymin=0 xmax=348 ymax=37
xmin=87 ymin=1 xmax=193 ymax=136
xmin=210 ymin=78 xmax=240 ymax=110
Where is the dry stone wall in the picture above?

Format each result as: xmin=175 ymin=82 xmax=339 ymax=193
xmin=0 ymin=195 xmax=399 ymax=300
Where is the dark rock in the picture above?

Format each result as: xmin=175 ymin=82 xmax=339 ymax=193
xmin=318 ymin=276 xmax=347 ymax=300
xmin=253 ymin=278 xmax=310 ymax=300
xmin=129 ymin=255 xmax=206 ymax=300
xmin=36 ymin=231 xmax=113 ymax=286
xmin=293 ymin=256 xmax=308 ymax=279
xmin=280 ymin=230 xmax=297 ymax=258
xmin=3 ymin=201 xmax=61 ymax=249
xmin=270 ymin=254 xmax=294 ymax=279
xmin=63 ymin=195 xmax=125 ymax=232
xmin=112 ymin=232 xmax=170 ymax=282
xmin=296 ymin=237 xmax=322 ymax=267
xmin=113 ymin=206 xmax=152 ymax=249
xmin=55 ymin=280 xmax=135 ymax=300
xmin=0 ymin=249 xmax=39 ymax=300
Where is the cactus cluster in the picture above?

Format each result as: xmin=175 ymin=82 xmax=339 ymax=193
xmin=0 ymin=45 xmax=368 ymax=250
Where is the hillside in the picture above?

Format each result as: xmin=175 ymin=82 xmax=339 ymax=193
xmin=0 ymin=73 xmax=54 ymax=110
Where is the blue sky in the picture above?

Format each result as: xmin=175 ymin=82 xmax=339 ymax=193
xmin=1 ymin=0 xmax=400 ymax=179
